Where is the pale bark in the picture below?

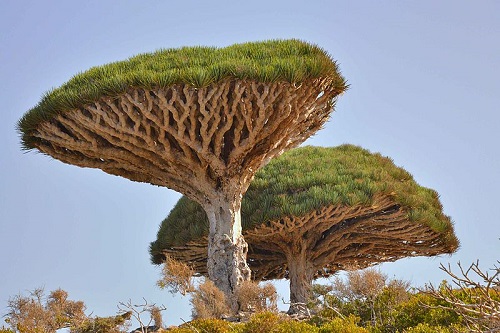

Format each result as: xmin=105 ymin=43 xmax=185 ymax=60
xmin=203 ymin=192 xmax=251 ymax=311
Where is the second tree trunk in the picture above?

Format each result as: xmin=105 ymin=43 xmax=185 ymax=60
xmin=286 ymin=250 xmax=315 ymax=315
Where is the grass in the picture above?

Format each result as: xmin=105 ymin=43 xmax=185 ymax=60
xmin=150 ymin=145 xmax=458 ymax=261
xmin=18 ymin=39 xmax=346 ymax=150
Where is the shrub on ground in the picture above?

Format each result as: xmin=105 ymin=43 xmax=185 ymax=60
xmin=274 ymin=320 xmax=319 ymax=333
xmin=190 ymin=279 xmax=230 ymax=319
xmin=236 ymin=281 xmax=278 ymax=313
xmin=241 ymin=312 xmax=282 ymax=333
xmin=169 ymin=318 xmax=243 ymax=333
xmin=318 ymin=315 xmax=368 ymax=333
xmin=402 ymin=323 xmax=453 ymax=333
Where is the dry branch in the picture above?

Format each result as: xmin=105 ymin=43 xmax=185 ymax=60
xmin=424 ymin=260 xmax=500 ymax=332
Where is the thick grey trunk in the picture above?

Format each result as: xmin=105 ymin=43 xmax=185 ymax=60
xmin=204 ymin=193 xmax=251 ymax=312
xmin=286 ymin=251 xmax=315 ymax=315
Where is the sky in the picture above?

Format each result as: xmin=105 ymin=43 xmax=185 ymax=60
xmin=1 ymin=0 xmax=499 ymax=328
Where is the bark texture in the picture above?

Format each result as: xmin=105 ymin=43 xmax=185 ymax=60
xmin=29 ymin=78 xmax=340 ymax=307
xmin=31 ymin=79 xmax=337 ymax=203
xmin=203 ymin=193 xmax=251 ymax=311
xmin=285 ymin=250 xmax=315 ymax=315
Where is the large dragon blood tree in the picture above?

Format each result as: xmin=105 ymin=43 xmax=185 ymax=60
xmin=18 ymin=40 xmax=347 ymax=307
xmin=150 ymin=145 xmax=459 ymax=314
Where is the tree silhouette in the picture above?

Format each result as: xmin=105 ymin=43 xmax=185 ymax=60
xmin=150 ymin=145 xmax=459 ymax=314
xmin=18 ymin=40 xmax=346 ymax=308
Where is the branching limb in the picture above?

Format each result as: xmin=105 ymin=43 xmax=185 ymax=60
xmin=118 ymin=298 xmax=167 ymax=332
xmin=422 ymin=260 xmax=500 ymax=332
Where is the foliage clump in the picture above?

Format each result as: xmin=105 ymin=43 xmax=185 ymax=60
xmin=318 ymin=315 xmax=369 ymax=333
xmin=168 ymin=318 xmax=239 ymax=333
xmin=309 ymin=267 xmax=470 ymax=332
xmin=402 ymin=323 xmax=455 ymax=333
xmin=235 ymin=281 xmax=278 ymax=313
xmin=150 ymin=144 xmax=458 ymax=263
xmin=241 ymin=312 xmax=313 ymax=333
xmin=190 ymin=279 xmax=231 ymax=319
xmin=18 ymin=39 xmax=346 ymax=150
xmin=157 ymin=256 xmax=195 ymax=296
xmin=175 ymin=312 xmax=368 ymax=333
xmin=4 ymin=288 xmax=86 ymax=333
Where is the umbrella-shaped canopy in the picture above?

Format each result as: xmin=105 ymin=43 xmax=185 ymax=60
xmin=17 ymin=40 xmax=347 ymax=306
xmin=150 ymin=145 xmax=459 ymax=313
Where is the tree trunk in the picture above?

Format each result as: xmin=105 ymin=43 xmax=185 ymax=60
xmin=286 ymin=251 xmax=315 ymax=315
xmin=204 ymin=192 xmax=251 ymax=313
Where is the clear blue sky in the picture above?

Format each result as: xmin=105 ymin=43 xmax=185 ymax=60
xmin=1 ymin=0 xmax=499 ymax=327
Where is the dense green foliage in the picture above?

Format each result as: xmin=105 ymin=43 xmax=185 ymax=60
xmin=168 ymin=313 xmax=369 ymax=333
xmin=318 ymin=316 xmax=369 ymax=333
xmin=169 ymin=317 xmax=239 ymax=333
xmin=18 ymin=39 xmax=346 ymax=150
xmin=390 ymin=290 xmax=464 ymax=331
xmin=167 ymin=306 xmax=464 ymax=333
xmin=309 ymin=275 xmax=469 ymax=333
xmin=401 ymin=323 xmax=454 ymax=333
xmin=150 ymin=145 xmax=457 ymax=261
xmin=166 ymin=278 xmax=471 ymax=333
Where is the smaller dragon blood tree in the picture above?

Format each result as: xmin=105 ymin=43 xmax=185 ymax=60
xmin=150 ymin=145 xmax=459 ymax=314
xmin=18 ymin=40 xmax=347 ymax=309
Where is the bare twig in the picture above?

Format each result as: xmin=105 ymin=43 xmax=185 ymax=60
xmin=118 ymin=298 xmax=167 ymax=332
xmin=422 ymin=260 xmax=500 ymax=332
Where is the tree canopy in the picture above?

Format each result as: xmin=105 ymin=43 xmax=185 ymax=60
xmin=17 ymin=39 xmax=347 ymax=308
xmin=18 ymin=39 xmax=345 ymax=151
xmin=151 ymin=144 xmax=458 ymax=269
xmin=16 ymin=38 xmax=346 ymax=204
xmin=151 ymin=144 xmax=458 ymax=313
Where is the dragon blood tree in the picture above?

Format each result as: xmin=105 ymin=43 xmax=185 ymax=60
xmin=150 ymin=145 xmax=459 ymax=314
xmin=17 ymin=40 xmax=347 ymax=306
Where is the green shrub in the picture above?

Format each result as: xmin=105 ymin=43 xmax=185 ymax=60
xmin=318 ymin=315 xmax=368 ymax=333
xmin=241 ymin=312 xmax=282 ymax=333
xmin=275 ymin=320 xmax=319 ymax=333
xmin=242 ymin=312 xmax=320 ymax=333
xmin=402 ymin=323 xmax=452 ymax=333
xmin=393 ymin=292 xmax=462 ymax=330
xmin=170 ymin=318 xmax=243 ymax=333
